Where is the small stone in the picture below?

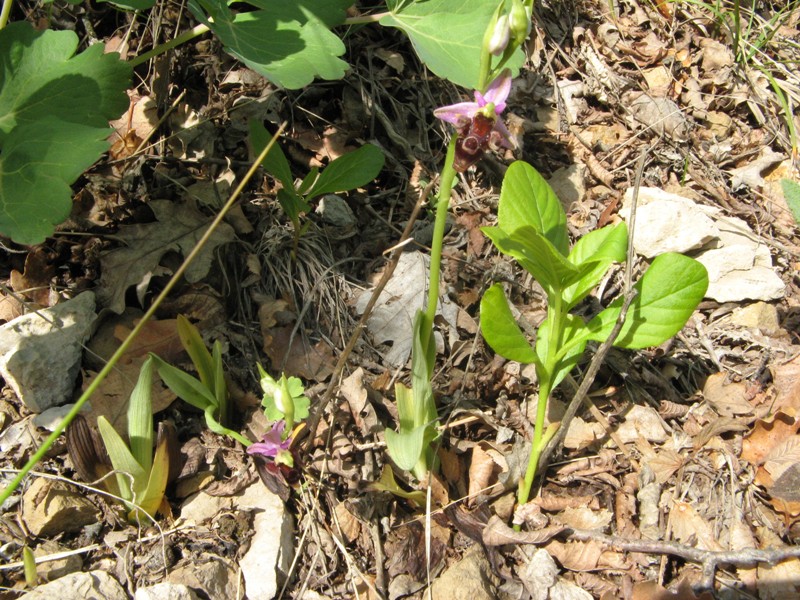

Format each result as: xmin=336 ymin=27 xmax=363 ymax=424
xmin=167 ymin=555 xmax=238 ymax=600
xmin=22 ymin=478 xmax=99 ymax=537
xmin=729 ymin=302 xmax=780 ymax=335
xmin=18 ymin=570 xmax=126 ymax=600
xmin=548 ymin=164 xmax=586 ymax=211
xmin=135 ymin=582 xmax=201 ymax=600
xmin=238 ymin=482 xmax=294 ymax=600
xmin=430 ymin=546 xmax=498 ymax=600
xmin=0 ymin=292 xmax=96 ymax=412
xmin=33 ymin=540 xmax=82 ymax=582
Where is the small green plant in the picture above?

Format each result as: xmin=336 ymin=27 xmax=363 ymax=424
xmin=68 ymin=356 xmax=179 ymax=523
xmin=150 ymin=315 xmax=250 ymax=447
xmin=479 ymin=161 xmax=709 ymax=512
xmin=248 ymin=121 xmax=384 ymax=250
xmin=781 ymin=178 xmax=800 ymax=224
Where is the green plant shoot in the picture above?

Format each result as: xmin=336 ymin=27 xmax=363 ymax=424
xmin=150 ymin=316 xmax=250 ymax=447
xmin=95 ymin=356 xmax=175 ymax=523
xmin=257 ymin=365 xmax=310 ymax=432
xmin=479 ymin=161 xmax=709 ymax=512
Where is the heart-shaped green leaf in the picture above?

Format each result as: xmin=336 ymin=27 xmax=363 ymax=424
xmin=380 ymin=0 xmax=524 ymax=89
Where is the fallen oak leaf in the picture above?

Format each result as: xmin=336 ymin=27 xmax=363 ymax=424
xmin=482 ymin=515 xmax=565 ymax=546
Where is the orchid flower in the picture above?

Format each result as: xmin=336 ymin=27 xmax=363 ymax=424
xmin=433 ymin=68 xmax=513 ymax=146
xmin=247 ymin=420 xmax=293 ymax=466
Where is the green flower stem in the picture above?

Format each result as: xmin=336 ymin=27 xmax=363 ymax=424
xmin=425 ymin=136 xmax=458 ymax=325
xmin=517 ymin=297 xmax=565 ymax=511
xmin=129 ymin=24 xmax=210 ymax=68
xmin=0 ymin=0 xmax=11 ymax=30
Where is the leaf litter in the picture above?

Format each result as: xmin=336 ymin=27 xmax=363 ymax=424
xmin=2 ymin=0 xmax=800 ymax=598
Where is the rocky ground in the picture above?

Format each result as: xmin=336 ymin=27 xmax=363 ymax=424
xmin=1 ymin=0 xmax=800 ymax=599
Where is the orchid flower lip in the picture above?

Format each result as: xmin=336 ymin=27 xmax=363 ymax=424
xmin=247 ymin=420 xmax=292 ymax=458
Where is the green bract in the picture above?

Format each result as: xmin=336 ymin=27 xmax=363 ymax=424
xmin=258 ymin=365 xmax=310 ymax=431
xmin=0 ymin=22 xmax=130 ymax=244
xmin=479 ymin=160 xmax=709 ymax=510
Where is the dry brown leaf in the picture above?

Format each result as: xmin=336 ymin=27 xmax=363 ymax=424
xmin=692 ymin=416 xmax=750 ymax=450
xmin=647 ymin=446 xmax=685 ymax=484
xmin=741 ymin=410 xmax=799 ymax=466
xmin=702 ymin=372 xmax=754 ymax=416
xmin=468 ymin=443 xmax=504 ymax=501
xmin=771 ymin=355 xmax=800 ymax=413
xmin=544 ymin=539 xmax=603 ymax=571
xmin=0 ymin=292 xmax=24 ymax=323
xmin=554 ymin=507 xmax=612 ymax=531
xmin=698 ymin=38 xmax=734 ymax=71
xmin=535 ymin=493 xmax=600 ymax=512
xmin=10 ymin=247 xmax=55 ymax=307
xmin=669 ymin=501 xmax=724 ymax=551
xmin=564 ymin=416 xmax=605 ymax=450
xmin=616 ymin=404 xmax=668 ymax=443
xmin=632 ymin=580 xmax=714 ymax=600
xmin=482 ymin=515 xmax=565 ymax=546
xmin=333 ymin=501 xmax=361 ymax=543
xmin=339 ymin=367 xmax=379 ymax=435
xmin=756 ymin=558 xmax=800 ymax=599
xmin=763 ymin=434 xmax=800 ymax=482
xmin=262 ymin=325 xmax=335 ymax=381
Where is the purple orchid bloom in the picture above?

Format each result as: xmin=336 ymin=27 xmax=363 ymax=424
xmin=247 ymin=421 xmax=291 ymax=460
xmin=434 ymin=69 xmax=513 ymax=168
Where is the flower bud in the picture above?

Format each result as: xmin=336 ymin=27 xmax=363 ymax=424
xmin=487 ymin=14 xmax=510 ymax=56
xmin=509 ymin=0 xmax=531 ymax=47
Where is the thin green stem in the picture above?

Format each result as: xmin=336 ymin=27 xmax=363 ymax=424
xmin=425 ymin=136 xmax=458 ymax=324
xmin=0 ymin=125 xmax=285 ymax=509
xmin=129 ymin=24 xmax=210 ymax=68
xmin=0 ymin=0 xmax=13 ymax=30
xmin=343 ymin=12 xmax=389 ymax=25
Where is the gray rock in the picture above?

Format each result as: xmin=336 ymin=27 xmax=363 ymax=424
xmin=33 ymin=540 xmax=82 ymax=582
xmin=167 ymin=555 xmax=238 ymax=600
xmin=238 ymin=482 xmax=294 ymax=600
xmin=0 ymin=292 xmax=96 ymax=412
xmin=18 ymin=570 xmax=126 ymax=600
xmin=136 ymin=582 xmax=201 ymax=600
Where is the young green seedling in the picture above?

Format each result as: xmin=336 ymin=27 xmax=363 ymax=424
xmin=248 ymin=121 xmax=384 ymax=254
xmin=85 ymin=356 xmax=177 ymax=523
xmin=150 ymin=315 xmax=250 ymax=447
xmin=479 ymin=160 xmax=709 ymax=512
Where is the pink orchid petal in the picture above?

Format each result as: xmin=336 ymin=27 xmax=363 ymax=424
xmin=482 ymin=69 xmax=512 ymax=112
xmin=434 ymin=101 xmax=481 ymax=125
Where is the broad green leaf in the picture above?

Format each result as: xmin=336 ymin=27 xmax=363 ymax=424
xmin=379 ymin=0 xmax=525 ymax=89
xmin=563 ymin=223 xmax=628 ymax=308
xmin=0 ymin=23 xmax=130 ymax=243
xmin=188 ymin=0 xmax=351 ymax=89
xmin=385 ymin=424 xmax=429 ymax=472
xmin=212 ymin=341 xmax=228 ymax=425
xmin=150 ymin=354 xmax=217 ymax=410
xmin=304 ymin=144 xmax=385 ymax=198
xmin=586 ymin=253 xmax=708 ymax=349
xmin=248 ymin=121 xmax=294 ymax=189
xmin=482 ymin=225 xmax=579 ymax=297
xmin=177 ymin=316 xmax=215 ymax=390
xmin=536 ymin=314 xmax=589 ymax=391
xmin=127 ymin=356 xmax=154 ymax=474
xmin=498 ymin=161 xmax=569 ymax=256
xmin=277 ymin=188 xmax=311 ymax=224
xmin=97 ymin=416 xmax=146 ymax=504
xmin=781 ymin=178 xmax=800 ymax=223
xmin=480 ymin=283 xmax=538 ymax=364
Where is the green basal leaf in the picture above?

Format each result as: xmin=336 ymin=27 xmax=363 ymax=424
xmin=536 ymin=313 xmax=589 ymax=391
xmin=97 ymin=416 xmax=146 ymax=504
xmin=379 ymin=0 xmax=525 ymax=89
xmin=304 ymin=144 xmax=385 ymax=199
xmin=176 ymin=315 xmax=215 ymax=389
xmin=563 ymin=222 xmax=628 ymax=309
xmin=297 ymin=167 xmax=319 ymax=196
xmin=411 ymin=311 xmax=436 ymax=428
xmin=188 ymin=0 xmax=351 ymax=89
xmin=150 ymin=354 xmax=217 ymax=411
xmin=482 ymin=225 xmax=579 ymax=298
xmin=368 ymin=464 xmax=427 ymax=505
xmin=127 ymin=356 xmax=154 ymax=474
xmin=249 ymin=120 xmax=294 ymax=189
xmin=277 ymin=188 xmax=311 ymax=224
xmin=0 ymin=23 xmax=130 ymax=244
xmin=586 ymin=253 xmax=709 ymax=349
xmin=385 ymin=424 xmax=429 ymax=472
xmin=781 ymin=178 xmax=800 ymax=223
xmin=497 ymin=161 xmax=569 ymax=256
xmin=131 ymin=427 xmax=171 ymax=522
xmin=212 ymin=341 xmax=228 ymax=425
xmin=394 ymin=382 xmax=416 ymax=433
xmin=479 ymin=283 xmax=538 ymax=364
